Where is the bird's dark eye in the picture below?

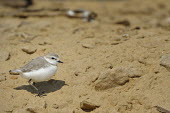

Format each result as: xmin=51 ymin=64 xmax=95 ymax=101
xmin=51 ymin=57 xmax=55 ymax=60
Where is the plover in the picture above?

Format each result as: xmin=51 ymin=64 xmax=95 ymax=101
xmin=9 ymin=53 xmax=63 ymax=96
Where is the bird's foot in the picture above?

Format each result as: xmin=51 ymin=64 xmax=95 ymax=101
xmin=35 ymin=91 xmax=47 ymax=97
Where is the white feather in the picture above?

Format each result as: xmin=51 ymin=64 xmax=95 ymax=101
xmin=21 ymin=65 xmax=57 ymax=82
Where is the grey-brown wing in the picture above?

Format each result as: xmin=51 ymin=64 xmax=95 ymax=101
xmin=20 ymin=57 xmax=50 ymax=72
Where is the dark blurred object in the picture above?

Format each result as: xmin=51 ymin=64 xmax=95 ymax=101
xmin=0 ymin=0 xmax=33 ymax=8
xmin=66 ymin=9 xmax=97 ymax=22
xmin=133 ymin=26 xmax=140 ymax=30
xmin=115 ymin=20 xmax=130 ymax=26
xmin=154 ymin=106 xmax=170 ymax=113
xmin=0 ymin=5 xmax=97 ymax=23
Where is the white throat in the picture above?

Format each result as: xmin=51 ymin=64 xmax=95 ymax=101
xmin=44 ymin=56 xmax=57 ymax=66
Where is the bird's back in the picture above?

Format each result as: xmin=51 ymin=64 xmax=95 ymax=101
xmin=20 ymin=56 xmax=51 ymax=72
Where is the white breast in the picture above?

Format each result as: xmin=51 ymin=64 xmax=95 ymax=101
xmin=21 ymin=65 xmax=57 ymax=82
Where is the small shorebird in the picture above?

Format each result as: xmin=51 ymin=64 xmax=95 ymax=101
xmin=9 ymin=53 xmax=63 ymax=96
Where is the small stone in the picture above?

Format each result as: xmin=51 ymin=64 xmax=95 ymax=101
xmin=111 ymin=42 xmax=120 ymax=45
xmin=10 ymin=76 xmax=18 ymax=80
xmin=80 ymin=100 xmax=100 ymax=111
xmin=0 ymin=75 xmax=6 ymax=82
xmin=82 ymin=43 xmax=94 ymax=49
xmin=9 ymin=70 xmax=20 ymax=75
xmin=122 ymin=34 xmax=129 ymax=38
xmin=74 ymin=71 xmax=81 ymax=76
xmin=38 ymin=41 xmax=52 ymax=45
xmin=22 ymin=46 xmax=36 ymax=54
xmin=154 ymin=106 xmax=170 ymax=113
xmin=26 ymin=108 xmax=37 ymax=113
xmin=0 ymin=51 xmax=10 ymax=61
xmin=115 ymin=20 xmax=130 ymax=26
xmin=133 ymin=26 xmax=141 ymax=30
xmin=94 ymin=66 xmax=142 ymax=90
xmin=95 ymin=69 xmax=129 ymax=90
xmin=160 ymin=54 xmax=170 ymax=70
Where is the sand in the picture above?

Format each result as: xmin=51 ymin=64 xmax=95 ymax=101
xmin=0 ymin=0 xmax=170 ymax=113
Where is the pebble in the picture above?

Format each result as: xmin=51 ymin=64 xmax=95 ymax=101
xmin=74 ymin=71 xmax=81 ymax=76
xmin=9 ymin=70 xmax=20 ymax=75
xmin=38 ymin=41 xmax=52 ymax=45
xmin=22 ymin=46 xmax=37 ymax=54
xmin=82 ymin=43 xmax=94 ymax=49
xmin=26 ymin=108 xmax=40 ymax=113
xmin=111 ymin=42 xmax=120 ymax=45
xmin=160 ymin=54 xmax=170 ymax=70
xmin=115 ymin=20 xmax=131 ymax=26
xmin=122 ymin=34 xmax=129 ymax=38
xmin=94 ymin=66 xmax=142 ymax=90
xmin=154 ymin=106 xmax=170 ymax=113
xmin=80 ymin=100 xmax=100 ymax=111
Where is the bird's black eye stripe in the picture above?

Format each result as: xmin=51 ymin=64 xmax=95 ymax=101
xmin=51 ymin=57 xmax=55 ymax=60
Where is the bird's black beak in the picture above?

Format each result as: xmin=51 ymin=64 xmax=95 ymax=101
xmin=58 ymin=60 xmax=63 ymax=63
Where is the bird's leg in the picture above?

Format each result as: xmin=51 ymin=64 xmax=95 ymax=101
xmin=28 ymin=79 xmax=46 ymax=97
xmin=28 ymin=79 xmax=38 ymax=91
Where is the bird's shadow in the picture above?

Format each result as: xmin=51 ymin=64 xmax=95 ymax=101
xmin=14 ymin=79 xmax=67 ymax=95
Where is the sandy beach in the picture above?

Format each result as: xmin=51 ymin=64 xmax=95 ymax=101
xmin=0 ymin=0 xmax=170 ymax=113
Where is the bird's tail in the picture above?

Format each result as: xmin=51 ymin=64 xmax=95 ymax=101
xmin=9 ymin=69 xmax=22 ymax=75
